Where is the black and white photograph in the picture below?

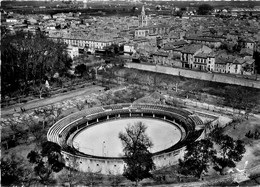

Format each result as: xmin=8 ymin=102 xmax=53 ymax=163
xmin=1 ymin=0 xmax=260 ymax=186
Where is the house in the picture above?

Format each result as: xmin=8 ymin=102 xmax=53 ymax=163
xmin=152 ymin=52 xmax=182 ymax=68
xmin=135 ymin=28 xmax=149 ymax=38
xmin=53 ymin=13 xmax=67 ymax=19
xmin=215 ymin=59 xmax=228 ymax=74
xmin=49 ymin=37 xmax=113 ymax=52
xmin=184 ymin=36 xmax=222 ymax=48
xmin=226 ymin=32 xmax=240 ymax=42
xmin=240 ymin=48 xmax=254 ymax=58
xmin=215 ymin=53 xmax=255 ymax=75
xmin=123 ymin=43 xmax=136 ymax=56
xmin=132 ymin=37 xmax=150 ymax=50
xmin=225 ymin=60 xmax=241 ymax=74
xmin=6 ymin=18 xmax=18 ymax=23
xmin=244 ymin=39 xmax=255 ymax=50
xmin=215 ymin=52 xmax=235 ymax=74
xmin=152 ymin=52 xmax=169 ymax=65
xmin=135 ymin=25 xmax=170 ymax=38
xmin=162 ymin=40 xmax=188 ymax=60
xmin=27 ymin=18 xmax=38 ymax=25
xmin=67 ymin=46 xmax=79 ymax=59
xmin=180 ymin=44 xmax=213 ymax=69
xmin=163 ymin=40 xmax=188 ymax=51
xmin=242 ymin=59 xmax=255 ymax=75
xmin=193 ymin=52 xmax=216 ymax=71
xmin=232 ymin=58 xmax=255 ymax=75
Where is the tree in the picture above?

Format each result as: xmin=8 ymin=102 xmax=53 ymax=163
xmin=119 ymin=122 xmax=155 ymax=186
xmin=21 ymin=115 xmax=48 ymax=145
xmin=75 ymin=64 xmax=88 ymax=77
xmin=104 ymin=44 xmax=120 ymax=57
xmin=212 ymin=136 xmax=246 ymax=174
xmin=197 ymin=4 xmax=213 ymax=15
xmin=132 ymin=6 xmax=137 ymax=13
xmin=27 ymin=141 xmax=65 ymax=184
xmin=1 ymin=153 xmax=35 ymax=186
xmin=1 ymin=154 xmax=25 ymax=186
xmin=253 ymin=50 xmax=260 ymax=74
xmin=178 ymin=139 xmax=216 ymax=179
xmin=208 ymin=127 xmax=246 ymax=174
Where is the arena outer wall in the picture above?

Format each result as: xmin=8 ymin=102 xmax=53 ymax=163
xmin=47 ymin=103 xmax=205 ymax=175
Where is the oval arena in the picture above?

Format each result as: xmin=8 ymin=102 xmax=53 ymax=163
xmin=47 ymin=103 xmax=204 ymax=175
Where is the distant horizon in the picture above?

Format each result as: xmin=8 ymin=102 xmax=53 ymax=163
xmin=2 ymin=0 xmax=259 ymax=1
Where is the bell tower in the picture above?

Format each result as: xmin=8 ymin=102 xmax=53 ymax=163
xmin=139 ymin=5 xmax=148 ymax=27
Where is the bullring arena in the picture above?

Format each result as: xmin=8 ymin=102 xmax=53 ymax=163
xmin=47 ymin=103 xmax=205 ymax=175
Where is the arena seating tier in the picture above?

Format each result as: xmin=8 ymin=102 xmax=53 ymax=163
xmin=47 ymin=104 xmax=203 ymax=158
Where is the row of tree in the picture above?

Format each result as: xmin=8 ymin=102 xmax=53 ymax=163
xmin=1 ymin=28 xmax=72 ymax=99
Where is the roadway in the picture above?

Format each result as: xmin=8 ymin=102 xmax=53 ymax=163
xmin=1 ymin=85 xmax=104 ymax=118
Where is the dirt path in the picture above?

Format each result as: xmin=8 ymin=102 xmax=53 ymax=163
xmin=1 ymin=85 xmax=104 ymax=118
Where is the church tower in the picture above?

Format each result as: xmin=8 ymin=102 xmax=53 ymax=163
xmin=83 ymin=0 xmax=87 ymax=9
xmin=139 ymin=5 xmax=148 ymax=27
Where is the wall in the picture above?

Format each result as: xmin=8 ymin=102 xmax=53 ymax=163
xmin=62 ymin=151 xmax=125 ymax=175
xmin=62 ymin=146 xmax=186 ymax=175
xmin=172 ymin=97 xmax=246 ymax=116
xmin=126 ymin=63 xmax=260 ymax=89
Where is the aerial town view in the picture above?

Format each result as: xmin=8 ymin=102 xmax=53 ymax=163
xmin=1 ymin=0 xmax=260 ymax=186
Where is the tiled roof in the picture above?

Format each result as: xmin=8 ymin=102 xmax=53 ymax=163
xmin=170 ymin=40 xmax=188 ymax=46
xmin=153 ymin=52 xmax=168 ymax=57
xmin=181 ymin=44 xmax=204 ymax=54
xmin=163 ymin=40 xmax=188 ymax=51
xmin=194 ymin=52 xmax=208 ymax=59
xmin=215 ymin=58 xmax=228 ymax=64
xmin=185 ymin=36 xmax=221 ymax=42
xmin=132 ymin=37 xmax=149 ymax=42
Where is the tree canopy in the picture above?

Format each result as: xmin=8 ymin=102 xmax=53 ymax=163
xmin=75 ymin=64 xmax=88 ymax=77
xmin=209 ymin=127 xmax=246 ymax=174
xmin=119 ymin=122 xmax=155 ymax=185
xmin=197 ymin=4 xmax=213 ymax=15
xmin=178 ymin=139 xmax=216 ymax=179
xmin=253 ymin=50 xmax=260 ymax=74
xmin=179 ymin=127 xmax=246 ymax=178
xmin=1 ymin=29 xmax=72 ymax=98
xmin=1 ymin=153 xmax=34 ymax=186
xmin=27 ymin=141 xmax=65 ymax=184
